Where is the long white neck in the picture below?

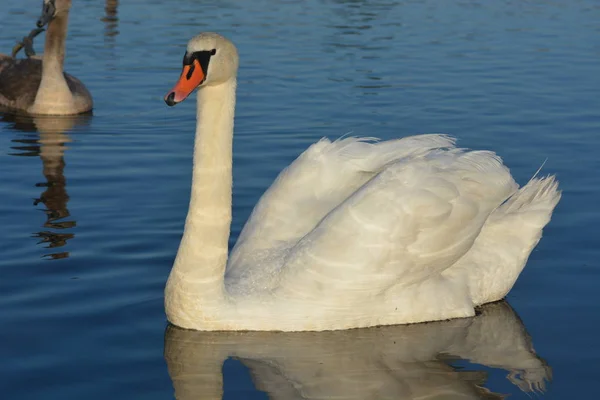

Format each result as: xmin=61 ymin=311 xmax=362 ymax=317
xmin=32 ymin=12 xmax=73 ymax=112
xmin=168 ymin=78 xmax=237 ymax=304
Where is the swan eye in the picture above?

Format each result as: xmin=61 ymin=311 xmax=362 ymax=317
xmin=211 ymin=49 xmax=217 ymax=55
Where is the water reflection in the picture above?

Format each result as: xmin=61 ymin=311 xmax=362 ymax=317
xmin=102 ymin=0 xmax=119 ymax=43
xmin=165 ymin=301 xmax=551 ymax=399
xmin=100 ymin=0 xmax=119 ymax=74
xmin=3 ymin=112 xmax=92 ymax=259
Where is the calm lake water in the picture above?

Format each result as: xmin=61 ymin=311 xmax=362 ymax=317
xmin=1 ymin=0 xmax=598 ymax=398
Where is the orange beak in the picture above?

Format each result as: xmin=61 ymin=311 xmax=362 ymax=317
xmin=164 ymin=59 xmax=205 ymax=106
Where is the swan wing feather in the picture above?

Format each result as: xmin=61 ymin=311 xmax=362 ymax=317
xmin=273 ymin=147 xmax=518 ymax=301
xmin=226 ymin=134 xmax=457 ymax=284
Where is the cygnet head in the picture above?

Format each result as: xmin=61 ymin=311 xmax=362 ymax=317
xmin=164 ymin=32 xmax=239 ymax=106
xmin=37 ymin=0 xmax=72 ymax=28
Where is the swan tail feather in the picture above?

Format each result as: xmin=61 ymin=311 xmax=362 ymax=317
xmin=495 ymin=175 xmax=561 ymax=221
xmin=447 ymin=175 xmax=561 ymax=305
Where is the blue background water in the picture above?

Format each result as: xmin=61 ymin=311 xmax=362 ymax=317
xmin=0 ymin=0 xmax=598 ymax=398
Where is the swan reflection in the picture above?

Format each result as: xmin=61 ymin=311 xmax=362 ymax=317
xmin=102 ymin=0 xmax=119 ymax=43
xmin=164 ymin=301 xmax=550 ymax=399
xmin=3 ymin=112 xmax=91 ymax=259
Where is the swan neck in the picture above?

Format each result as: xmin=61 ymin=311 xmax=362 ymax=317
xmin=42 ymin=12 xmax=69 ymax=78
xmin=32 ymin=12 xmax=71 ymax=113
xmin=169 ymin=79 xmax=237 ymax=298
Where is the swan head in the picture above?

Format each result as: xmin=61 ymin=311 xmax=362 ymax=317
xmin=164 ymin=32 xmax=239 ymax=106
xmin=37 ymin=0 xmax=71 ymax=28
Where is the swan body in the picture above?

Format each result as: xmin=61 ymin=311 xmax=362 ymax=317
xmin=0 ymin=0 xmax=92 ymax=115
xmin=164 ymin=32 xmax=561 ymax=332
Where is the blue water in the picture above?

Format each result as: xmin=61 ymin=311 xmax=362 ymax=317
xmin=0 ymin=0 xmax=598 ymax=398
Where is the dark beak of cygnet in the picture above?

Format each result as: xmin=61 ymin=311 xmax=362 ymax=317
xmin=37 ymin=1 xmax=56 ymax=28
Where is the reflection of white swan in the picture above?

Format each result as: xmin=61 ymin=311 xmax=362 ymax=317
xmin=164 ymin=301 xmax=551 ymax=400
xmin=163 ymin=32 xmax=561 ymax=331
xmin=0 ymin=0 xmax=92 ymax=115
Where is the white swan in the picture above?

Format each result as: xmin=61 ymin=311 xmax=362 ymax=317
xmin=163 ymin=32 xmax=561 ymax=332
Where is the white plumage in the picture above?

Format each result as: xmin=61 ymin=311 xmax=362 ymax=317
xmin=163 ymin=32 xmax=561 ymax=331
